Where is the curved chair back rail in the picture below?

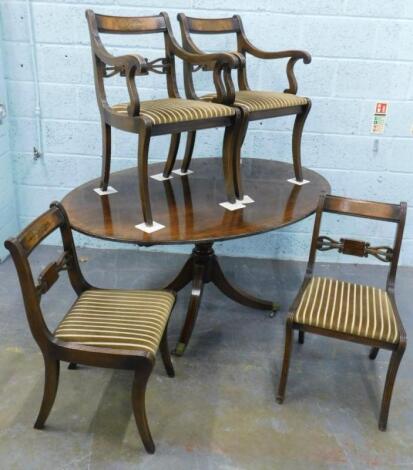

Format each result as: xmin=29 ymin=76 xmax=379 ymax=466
xmin=4 ymin=202 xmax=176 ymax=453
xmin=277 ymin=193 xmax=408 ymax=432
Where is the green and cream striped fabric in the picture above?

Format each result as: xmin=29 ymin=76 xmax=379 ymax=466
xmin=294 ymin=277 xmax=399 ymax=344
xmin=112 ymin=98 xmax=234 ymax=125
xmin=54 ymin=289 xmax=175 ymax=354
xmin=201 ymin=90 xmax=308 ymax=113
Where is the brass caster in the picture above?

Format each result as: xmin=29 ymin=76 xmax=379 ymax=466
xmin=268 ymin=303 xmax=280 ymax=318
xmin=172 ymin=342 xmax=186 ymax=357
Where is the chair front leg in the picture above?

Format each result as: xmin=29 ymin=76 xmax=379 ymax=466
xmin=378 ymin=343 xmax=405 ymax=431
xmin=34 ymin=355 xmax=60 ymax=429
xmin=100 ymin=121 xmax=112 ymax=191
xmin=222 ymin=112 xmax=241 ymax=204
xmin=233 ymin=112 xmax=249 ymax=200
xmin=132 ymin=364 xmax=155 ymax=454
xmin=298 ymin=330 xmax=305 ymax=344
xmin=163 ymin=133 xmax=181 ymax=178
xmin=181 ymin=131 xmax=196 ymax=174
xmin=159 ymin=330 xmax=175 ymax=377
xmin=138 ymin=128 xmax=153 ymax=226
xmin=276 ymin=319 xmax=294 ymax=404
xmin=291 ymin=100 xmax=311 ymax=182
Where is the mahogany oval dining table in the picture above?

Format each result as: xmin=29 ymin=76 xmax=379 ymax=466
xmin=62 ymin=157 xmax=330 ymax=355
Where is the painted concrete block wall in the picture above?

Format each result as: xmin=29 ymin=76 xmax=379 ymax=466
xmin=0 ymin=28 xmax=18 ymax=262
xmin=1 ymin=1 xmax=412 ymax=264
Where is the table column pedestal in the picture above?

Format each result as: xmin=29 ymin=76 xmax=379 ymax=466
xmin=166 ymin=243 xmax=279 ymax=356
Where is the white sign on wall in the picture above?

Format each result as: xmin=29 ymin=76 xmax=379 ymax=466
xmin=371 ymin=102 xmax=389 ymax=134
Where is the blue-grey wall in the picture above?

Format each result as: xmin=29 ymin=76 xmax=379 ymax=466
xmin=0 ymin=25 xmax=18 ymax=262
xmin=1 ymin=1 xmax=412 ymax=264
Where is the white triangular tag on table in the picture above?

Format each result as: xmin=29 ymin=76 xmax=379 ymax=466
xmin=219 ymin=201 xmax=246 ymax=211
xmin=150 ymin=173 xmax=173 ymax=181
xmin=93 ymin=186 xmax=118 ymax=196
xmin=237 ymin=195 xmax=254 ymax=204
xmin=172 ymin=169 xmax=194 ymax=176
xmin=135 ymin=221 xmax=165 ymax=233
xmin=287 ymin=178 xmax=310 ymax=186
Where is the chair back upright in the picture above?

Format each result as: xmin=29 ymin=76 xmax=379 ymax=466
xmin=177 ymin=14 xmax=248 ymax=98
xmin=4 ymin=203 xmax=89 ymax=350
xmin=86 ymin=10 xmax=184 ymax=116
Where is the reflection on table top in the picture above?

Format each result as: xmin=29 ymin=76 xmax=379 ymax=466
xmin=62 ymin=158 xmax=330 ymax=246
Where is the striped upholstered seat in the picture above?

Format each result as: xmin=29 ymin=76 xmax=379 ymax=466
xmin=55 ymin=289 xmax=175 ymax=354
xmin=111 ymin=98 xmax=234 ymax=125
xmin=201 ymin=90 xmax=308 ymax=113
xmin=294 ymin=277 xmax=399 ymax=344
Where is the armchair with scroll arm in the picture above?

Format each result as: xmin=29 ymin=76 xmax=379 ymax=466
xmin=177 ymin=13 xmax=312 ymax=203
xmin=86 ymin=10 xmax=244 ymax=233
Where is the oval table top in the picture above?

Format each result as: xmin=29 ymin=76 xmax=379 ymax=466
xmin=62 ymin=158 xmax=330 ymax=246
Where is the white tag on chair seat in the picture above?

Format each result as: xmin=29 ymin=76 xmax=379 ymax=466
xmin=93 ymin=186 xmax=118 ymax=195
xmin=287 ymin=178 xmax=310 ymax=186
xmin=135 ymin=221 xmax=165 ymax=233
xmin=150 ymin=173 xmax=173 ymax=181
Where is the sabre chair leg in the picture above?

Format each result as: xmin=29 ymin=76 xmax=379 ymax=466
xmin=138 ymin=129 xmax=154 ymax=227
xmin=298 ymin=330 xmax=305 ymax=344
xmin=378 ymin=344 xmax=405 ymax=431
xmin=369 ymin=347 xmax=379 ymax=360
xmin=277 ymin=320 xmax=294 ymax=404
xmin=234 ymin=114 xmax=249 ymax=201
xmin=132 ymin=366 xmax=155 ymax=454
xmin=100 ymin=121 xmax=112 ymax=191
xmin=34 ymin=356 xmax=60 ymax=429
xmin=159 ymin=330 xmax=175 ymax=377
xmin=163 ymin=133 xmax=181 ymax=178
xmin=222 ymin=123 xmax=238 ymax=205
xmin=181 ymin=131 xmax=196 ymax=174
xmin=291 ymin=100 xmax=311 ymax=182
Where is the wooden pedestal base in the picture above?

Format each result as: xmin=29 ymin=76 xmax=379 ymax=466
xmin=166 ymin=243 xmax=279 ymax=356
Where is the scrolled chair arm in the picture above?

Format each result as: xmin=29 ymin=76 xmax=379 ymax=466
xmin=170 ymin=44 xmax=241 ymax=105
xmin=94 ymin=44 xmax=146 ymax=117
xmin=86 ymin=9 xmax=147 ymax=117
xmin=240 ymin=35 xmax=311 ymax=94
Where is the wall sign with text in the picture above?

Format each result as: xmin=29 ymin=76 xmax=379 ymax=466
xmin=371 ymin=101 xmax=389 ymax=134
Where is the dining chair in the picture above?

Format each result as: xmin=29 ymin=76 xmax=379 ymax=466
xmin=177 ymin=13 xmax=312 ymax=202
xmin=5 ymin=201 xmax=177 ymax=454
xmin=277 ymin=194 xmax=407 ymax=431
xmin=86 ymin=10 xmax=244 ymax=233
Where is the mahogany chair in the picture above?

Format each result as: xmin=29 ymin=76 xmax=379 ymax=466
xmin=277 ymin=194 xmax=407 ymax=431
xmin=177 ymin=14 xmax=312 ymax=201
xmin=5 ymin=202 xmax=177 ymax=454
xmin=86 ymin=11 xmax=244 ymax=233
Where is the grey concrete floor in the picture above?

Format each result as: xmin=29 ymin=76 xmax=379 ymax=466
xmin=0 ymin=246 xmax=413 ymax=469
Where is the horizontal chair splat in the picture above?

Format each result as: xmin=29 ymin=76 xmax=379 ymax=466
xmin=316 ymin=236 xmax=394 ymax=262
